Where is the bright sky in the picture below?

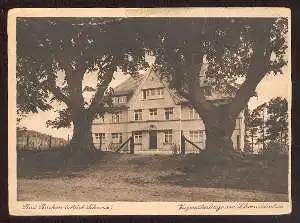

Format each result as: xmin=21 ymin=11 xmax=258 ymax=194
xmin=19 ymin=63 xmax=290 ymax=140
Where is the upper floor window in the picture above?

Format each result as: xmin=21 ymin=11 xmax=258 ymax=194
xmin=113 ymin=96 xmax=127 ymax=104
xmin=112 ymin=133 xmax=122 ymax=143
xmin=165 ymin=107 xmax=173 ymax=120
xmin=142 ymin=88 xmax=164 ymax=100
xmin=189 ymin=130 xmax=203 ymax=143
xmin=164 ymin=130 xmax=173 ymax=144
xmin=189 ymin=108 xmax=200 ymax=120
xmin=133 ymin=131 xmax=142 ymax=144
xmin=134 ymin=109 xmax=142 ymax=121
xmin=149 ymin=108 xmax=158 ymax=120
xmin=112 ymin=112 xmax=122 ymax=123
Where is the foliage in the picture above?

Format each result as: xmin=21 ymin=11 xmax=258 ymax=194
xmin=265 ymin=97 xmax=288 ymax=143
xmin=135 ymin=17 xmax=288 ymax=153
xmin=245 ymin=97 xmax=288 ymax=153
xmin=136 ymin=18 xmax=287 ymax=100
xmin=17 ymin=18 xmax=148 ymax=134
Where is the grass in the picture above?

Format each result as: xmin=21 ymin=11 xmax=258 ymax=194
xmin=17 ymin=150 xmax=288 ymax=202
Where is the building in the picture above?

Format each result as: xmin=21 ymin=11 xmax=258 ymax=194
xmin=91 ymin=69 xmax=245 ymax=154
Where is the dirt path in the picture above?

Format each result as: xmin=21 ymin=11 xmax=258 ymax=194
xmin=17 ymin=152 xmax=288 ymax=202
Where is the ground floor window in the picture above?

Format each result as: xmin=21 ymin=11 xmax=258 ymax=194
xmin=133 ymin=131 xmax=142 ymax=144
xmin=164 ymin=130 xmax=173 ymax=144
xmin=189 ymin=130 xmax=203 ymax=143
xmin=112 ymin=133 xmax=122 ymax=143
xmin=95 ymin=133 xmax=105 ymax=142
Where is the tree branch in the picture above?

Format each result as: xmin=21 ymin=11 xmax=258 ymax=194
xmin=228 ymin=22 xmax=273 ymax=118
xmin=183 ymin=52 xmax=213 ymax=118
xmin=48 ymin=84 xmax=71 ymax=107
xmin=87 ymin=72 xmax=114 ymax=118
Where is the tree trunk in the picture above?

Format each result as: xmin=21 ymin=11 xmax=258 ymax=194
xmin=205 ymin=125 xmax=234 ymax=155
xmin=202 ymin=108 xmax=236 ymax=158
xmin=251 ymin=131 xmax=254 ymax=152
xmin=68 ymin=114 xmax=95 ymax=153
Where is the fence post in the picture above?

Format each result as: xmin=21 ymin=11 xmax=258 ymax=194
xmin=181 ymin=131 xmax=185 ymax=155
xmin=26 ymin=134 xmax=29 ymax=149
xmin=99 ymin=134 xmax=102 ymax=150
xmin=130 ymin=136 xmax=134 ymax=154
xmin=49 ymin=135 xmax=52 ymax=149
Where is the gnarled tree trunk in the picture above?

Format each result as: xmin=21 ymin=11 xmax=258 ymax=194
xmin=68 ymin=109 xmax=96 ymax=153
xmin=201 ymin=106 xmax=237 ymax=158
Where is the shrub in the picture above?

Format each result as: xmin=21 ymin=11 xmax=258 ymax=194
xmin=262 ymin=141 xmax=288 ymax=157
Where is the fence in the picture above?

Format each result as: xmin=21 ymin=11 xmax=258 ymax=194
xmin=17 ymin=132 xmax=68 ymax=150
xmin=92 ymin=130 xmax=204 ymax=155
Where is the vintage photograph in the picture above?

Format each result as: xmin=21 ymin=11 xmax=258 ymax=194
xmin=8 ymin=8 xmax=291 ymax=215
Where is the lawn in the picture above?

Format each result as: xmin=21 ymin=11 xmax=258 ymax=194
xmin=17 ymin=150 xmax=289 ymax=202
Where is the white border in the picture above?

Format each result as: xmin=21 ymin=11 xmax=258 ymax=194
xmin=8 ymin=8 xmax=292 ymax=216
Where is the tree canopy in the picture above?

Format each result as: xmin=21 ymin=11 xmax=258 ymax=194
xmin=17 ymin=17 xmax=289 ymax=154
xmin=134 ymin=17 xmax=288 ymax=154
xmin=17 ymin=18 xmax=149 ymax=151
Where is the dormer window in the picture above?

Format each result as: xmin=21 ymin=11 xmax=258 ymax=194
xmin=113 ymin=96 xmax=127 ymax=104
xmin=142 ymin=88 xmax=164 ymax=100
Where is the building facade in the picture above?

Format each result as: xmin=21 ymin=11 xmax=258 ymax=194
xmin=92 ymin=70 xmax=245 ymax=154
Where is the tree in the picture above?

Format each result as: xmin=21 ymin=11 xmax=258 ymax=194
xmin=265 ymin=97 xmax=288 ymax=145
xmin=244 ymin=106 xmax=259 ymax=153
xmin=253 ymin=103 xmax=267 ymax=150
xmin=17 ymin=18 xmax=148 ymax=152
xmin=245 ymin=103 xmax=267 ymax=152
xmin=136 ymin=18 xmax=288 ymax=156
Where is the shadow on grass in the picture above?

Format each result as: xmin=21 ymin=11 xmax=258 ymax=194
xmin=17 ymin=148 xmax=106 ymax=179
xmin=157 ymin=154 xmax=288 ymax=195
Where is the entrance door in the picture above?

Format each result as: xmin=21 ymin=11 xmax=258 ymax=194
xmin=237 ymin=135 xmax=240 ymax=151
xmin=149 ymin=130 xmax=157 ymax=149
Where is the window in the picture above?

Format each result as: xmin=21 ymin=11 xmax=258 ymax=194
xmin=158 ymin=88 xmax=164 ymax=96
xmin=112 ymin=97 xmax=118 ymax=104
xmin=112 ymin=133 xmax=122 ymax=143
xmin=133 ymin=131 xmax=142 ymax=144
xmin=189 ymin=108 xmax=200 ymax=120
xmin=112 ymin=112 xmax=122 ymax=123
xmin=95 ymin=133 xmax=105 ymax=142
xmin=142 ymin=88 xmax=164 ymax=100
xmin=113 ymin=96 xmax=127 ymax=104
xmin=149 ymin=108 xmax=158 ymax=120
xmin=164 ymin=130 xmax=173 ymax=143
xmin=119 ymin=96 xmax=127 ymax=103
xmin=165 ymin=107 xmax=173 ymax=120
xmin=189 ymin=130 xmax=203 ymax=143
xmin=134 ymin=109 xmax=142 ymax=121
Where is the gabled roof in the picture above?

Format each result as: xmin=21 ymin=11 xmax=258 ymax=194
xmin=112 ymin=69 xmax=232 ymax=107
xmin=113 ymin=74 xmax=144 ymax=96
